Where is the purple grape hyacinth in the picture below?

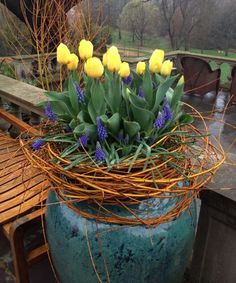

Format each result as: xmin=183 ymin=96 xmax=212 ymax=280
xmin=96 ymin=117 xmax=108 ymax=141
xmin=138 ymin=87 xmax=145 ymax=98
xmin=32 ymin=138 xmax=44 ymax=150
xmin=44 ymin=103 xmax=56 ymax=121
xmin=163 ymin=101 xmax=173 ymax=122
xmin=95 ymin=141 xmax=106 ymax=162
xmin=78 ymin=134 xmax=89 ymax=147
xmin=154 ymin=112 xmax=165 ymax=130
xmin=74 ymin=83 xmax=85 ymax=103
xmin=122 ymin=75 xmax=132 ymax=85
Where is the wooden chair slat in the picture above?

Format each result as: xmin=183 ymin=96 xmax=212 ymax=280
xmin=0 ymin=155 xmax=26 ymax=170
xmin=0 ymin=190 xmax=48 ymax=225
xmin=0 ymin=161 xmax=26 ymax=179
xmin=0 ymin=180 xmax=49 ymax=212
xmin=0 ymin=173 xmax=47 ymax=195
xmin=0 ymin=164 xmax=42 ymax=186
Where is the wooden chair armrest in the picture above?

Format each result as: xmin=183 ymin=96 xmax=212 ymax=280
xmin=0 ymin=108 xmax=41 ymax=135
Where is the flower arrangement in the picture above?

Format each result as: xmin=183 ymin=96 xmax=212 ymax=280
xmin=23 ymin=39 xmax=225 ymax=226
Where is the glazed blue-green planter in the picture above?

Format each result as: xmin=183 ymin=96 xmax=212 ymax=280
xmin=46 ymin=191 xmax=196 ymax=283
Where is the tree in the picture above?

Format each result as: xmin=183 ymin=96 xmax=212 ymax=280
xmin=160 ymin=0 xmax=201 ymax=50
xmin=210 ymin=1 xmax=236 ymax=56
xmin=119 ymin=0 xmax=160 ymax=46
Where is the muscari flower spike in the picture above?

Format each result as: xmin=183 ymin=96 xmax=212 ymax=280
xmin=78 ymin=133 xmax=89 ymax=147
xmin=32 ymin=138 xmax=44 ymax=150
xmin=122 ymin=75 xmax=132 ymax=85
xmin=138 ymin=87 xmax=145 ymax=98
xmin=154 ymin=111 xmax=165 ymax=130
xmin=44 ymin=103 xmax=56 ymax=121
xmin=163 ymin=101 xmax=173 ymax=122
xmin=74 ymin=83 xmax=85 ymax=103
xmin=95 ymin=141 xmax=106 ymax=162
xmin=96 ymin=117 xmax=108 ymax=141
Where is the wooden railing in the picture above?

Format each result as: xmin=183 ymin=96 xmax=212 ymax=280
xmin=0 ymin=74 xmax=46 ymax=135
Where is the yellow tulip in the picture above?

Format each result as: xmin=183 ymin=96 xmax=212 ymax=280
xmin=107 ymin=52 xmax=122 ymax=72
xmin=57 ymin=43 xmax=71 ymax=65
xmin=78 ymin=39 xmax=93 ymax=60
xmin=149 ymin=56 xmax=163 ymax=73
xmin=67 ymin=53 xmax=79 ymax=71
xmin=119 ymin=62 xmax=130 ymax=78
xmin=103 ymin=52 xmax=108 ymax=66
xmin=178 ymin=75 xmax=185 ymax=85
xmin=85 ymin=57 xmax=104 ymax=79
xmin=107 ymin=46 xmax=119 ymax=56
xmin=136 ymin=62 xmax=146 ymax=75
xmin=161 ymin=60 xmax=173 ymax=77
xmin=152 ymin=49 xmax=165 ymax=62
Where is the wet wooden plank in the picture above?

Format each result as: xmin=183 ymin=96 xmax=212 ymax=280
xmin=0 ymin=190 xmax=48 ymax=224
xmin=0 ymin=180 xmax=49 ymax=213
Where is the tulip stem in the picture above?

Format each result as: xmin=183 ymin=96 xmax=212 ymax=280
xmin=60 ymin=65 xmax=63 ymax=92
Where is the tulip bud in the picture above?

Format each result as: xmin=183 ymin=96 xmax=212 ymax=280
xmin=178 ymin=75 xmax=185 ymax=85
xmin=119 ymin=62 xmax=130 ymax=78
xmin=78 ymin=39 xmax=93 ymax=60
xmin=103 ymin=52 xmax=108 ymax=66
xmin=136 ymin=62 xmax=146 ymax=75
xmin=67 ymin=53 xmax=79 ymax=71
xmin=161 ymin=60 xmax=173 ymax=77
xmin=152 ymin=49 xmax=165 ymax=63
xmin=57 ymin=43 xmax=71 ymax=65
xmin=107 ymin=46 xmax=119 ymax=56
xmin=85 ymin=57 xmax=104 ymax=79
xmin=107 ymin=52 xmax=122 ymax=73
xmin=149 ymin=56 xmax=162 ymax=73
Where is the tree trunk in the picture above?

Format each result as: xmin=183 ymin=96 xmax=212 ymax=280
xmin=132 ymin=31 xmax=135 ymax=43
xmin=118 ymin=29 xmax=122 ymax=40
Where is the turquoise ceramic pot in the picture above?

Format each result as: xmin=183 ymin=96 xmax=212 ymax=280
xmin=46 ymin=191 xmax=196 ymax=283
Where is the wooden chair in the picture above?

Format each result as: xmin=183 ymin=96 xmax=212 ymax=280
xmin=230 ymin=66 xmax=236 ymax=104
xmin=181 ymin=56 xmax=221 ymax=96
xmin=0 ymin=109 xmax=49 ymax=283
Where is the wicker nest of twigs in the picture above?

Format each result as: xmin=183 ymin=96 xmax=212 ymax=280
xmin=20 ymin=106 xmax=225 ymax=226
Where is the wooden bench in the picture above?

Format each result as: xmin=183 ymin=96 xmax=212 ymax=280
xmin=0 ymin=109 xmax=50 ymax=283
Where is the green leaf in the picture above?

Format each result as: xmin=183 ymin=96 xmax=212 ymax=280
xmin=129 ymin=92 xmax=148 ymax=108
xmin=105 ymin=73 xmax=122 ymax=113
xmin=88 ymin=80 xmax=106 ymax=123
xmin=142 ymin=68 xmax=153 ymax=109
xmin=123 ymin=119 xmax=140 ymax=139
xmin=73 ymin=122 xmax=97 ymax=139
xmin=49 ymin=100 xmax=74 ymax=122
xmin=130 ymin=102 xmax=155 ymax=131
xmin=68 ymin=73 xmax=80 ymax=115
xmin=179 ymin=114 xmax=194 ymax=125
xmin=152 ymin=75 xmax=178 ymax=113
xmin=61 ymin=143 xmax=79 ymax=158
xmin=106 ymin=113 xmax=120 ymax=135
xmin=171 ymin=84 xmax=184 ymax=109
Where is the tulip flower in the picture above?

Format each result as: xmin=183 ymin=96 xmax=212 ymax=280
xmin=107 ymin=52 xmax=122 ymax=73
xmin=119 ymin=62 xmax=130 ymax=78
xmin=67 ymin=53 xmax=79 ymax=71
xmin=161 ymin=60 xmax=173 ymax=77
xmin=136 ymin=62 xmax=146 ymax=75
xmin=103 ymin=52 xmax=108 ymax=66
xmin=78 ymin=39 xmax=93 ymax=60
xmin=57 ymin=43 xmax=71 ymax=65
xmin=85 ymin=57 xmax=104 ymax=79
xmin=107 ymin=46 xmax=119 ymax=56
xmin=149 ymin=56 xmax=163 ymax=73
xmin=152 ymin=49 xmax=165 ymax=63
